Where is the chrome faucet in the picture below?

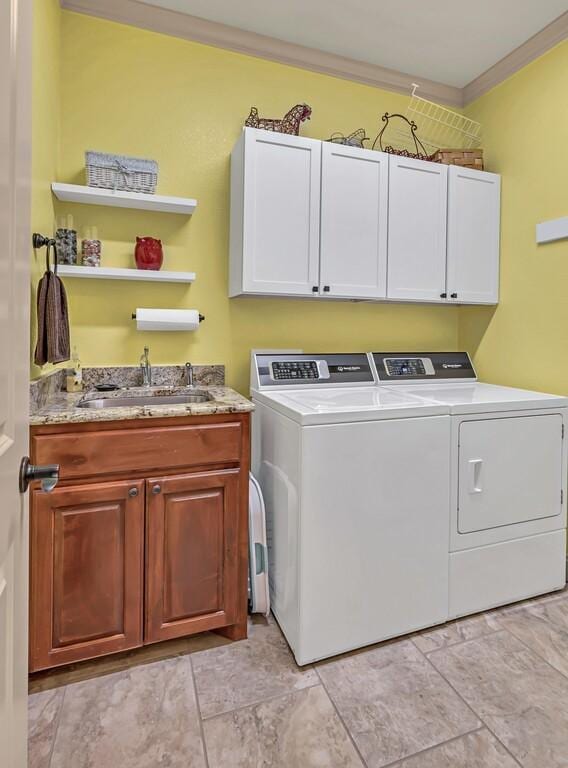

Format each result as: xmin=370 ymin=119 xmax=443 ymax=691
xmin=140 ymin=346 xmax=152 ymax=387
xmin=185 ymin=362 xmax=194 ymax=388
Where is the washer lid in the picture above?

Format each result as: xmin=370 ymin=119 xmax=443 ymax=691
xmin=386 ymin=382 xmax=568 ymax=414
xmin=253 ymin=386 xmax=448 ymax=425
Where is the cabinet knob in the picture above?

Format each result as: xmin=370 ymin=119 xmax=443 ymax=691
xmin=450 ymin=292 xmax=458 ymax=299
xmin=311 ymin=285 xmax=318 ymax=293
xmin=128 ymin=487 xmax=139 ymax=498
xmin=323 ymin=285 xmax=330 ymax=293
xmin=152 ymin=484 xmax=161 ymax=495
xmin=440 ymin=292 xmax=447 ymax=299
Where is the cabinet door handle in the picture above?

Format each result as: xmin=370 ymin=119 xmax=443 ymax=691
xmin=440 ymin=292 xmax=447 ymax=299
xmin=128 ymin=487 xmax=139 ymax=498
xmin=152 ymin=484 xmax=161 ymax=495
xmin=450 ymin=292 xmax=458 ymax=299
xmin=311 ymin=286 xmax=318 ymax=293
xmin=323 ymin=285 xmax=330 ymax=292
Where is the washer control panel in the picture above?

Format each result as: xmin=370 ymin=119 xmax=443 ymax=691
xmin=384 ymin=358 xmax=434 ymax=377
xmin=270 ymin=360 xmax=328 ymax=381
xmin=253 ymin=353 xmax=374 ymax=389
xmin=373 ymin=352 xmax=476 ymax=382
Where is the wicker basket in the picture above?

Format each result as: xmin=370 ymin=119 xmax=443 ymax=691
xmin=432 ymin=148 xmax=484 ymax=171
xmin=85 ymin=151 xmax=158 ymax=194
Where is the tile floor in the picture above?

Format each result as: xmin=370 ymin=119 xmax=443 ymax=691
xmin=29 ymin=588 xmax=568 ymax=768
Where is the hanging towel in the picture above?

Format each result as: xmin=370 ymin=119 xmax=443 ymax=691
xmin=34 ymin=242 xmax=70 ymax=366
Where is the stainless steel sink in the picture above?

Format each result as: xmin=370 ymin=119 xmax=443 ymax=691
xmin=77 ymin=391 xmax=212 ymax=409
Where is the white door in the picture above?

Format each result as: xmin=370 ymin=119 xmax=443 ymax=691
xmin=0 ymin=1 xmax=32 ymax=766
xmin=387 ymin=157 xmax=448 ymax=302
xmin=319 ymin=144 xmax=388 ymax=299
xmin=458 ymin=415 xmax=563 ymax=534
xmin=447 ymin=166 xmax=500 ymax=304
xmin=242 ymin=128 xmax=321 ymax=296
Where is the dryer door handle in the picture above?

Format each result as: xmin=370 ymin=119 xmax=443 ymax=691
xmin=468 ymin=458 xmax=483 ymax=494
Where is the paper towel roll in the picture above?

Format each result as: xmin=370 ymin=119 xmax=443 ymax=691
xmin=134 ymin=308 xmax=201 ymax=331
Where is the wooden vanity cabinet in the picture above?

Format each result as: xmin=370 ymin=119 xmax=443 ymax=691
xmin=29 ymin=413 xmax=250 ymax=672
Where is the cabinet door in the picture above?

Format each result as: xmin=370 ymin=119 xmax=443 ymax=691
xmin=387 ymin=157 xmax=448 ymax=301
xmin=242 ymin=128 xmax=321 ymax=296
xmin=30 ymin=480 xmax=144 ymax=671
xmin=447 ymin=166 xmax=500 ymax=304
xmin=145 ymin=469 xmax=241 ymax=643
xmin=320 ymin=144 xmax=388 ymax=299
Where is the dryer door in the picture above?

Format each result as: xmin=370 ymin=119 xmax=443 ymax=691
xmin=458 ymin=414 xmax=563 ymax=534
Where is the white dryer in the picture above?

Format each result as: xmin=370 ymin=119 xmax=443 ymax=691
xmin=251 ymin=352 xmax=451 ymax=664
xmin=373 ymin=351 xmax=568 ymax=618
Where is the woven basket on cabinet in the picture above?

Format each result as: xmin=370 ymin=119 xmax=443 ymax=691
xmin=432 ymin=148 xmax=484 ymax=171
xmin=85 ymin=151 xmax=158 ymax=194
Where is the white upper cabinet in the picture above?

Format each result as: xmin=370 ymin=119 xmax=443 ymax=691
xmin=446 ymin=166 xmax=501 ymax=304
xmin=229 ymin=129 xmax=500 ymax=305
xmin=230 ymin=128 xmax=321 ymax=297
xmin=319 ymin=143 xmax=388 ymax=299
xmin=387 ymin=156 xmax=449 ymax=302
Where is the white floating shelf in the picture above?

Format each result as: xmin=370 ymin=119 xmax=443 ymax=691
xmin=536 ymin=216 xmax=568 ymax=244
xmin=51 ymin=182 xmax=197 ymax=215
xmin=56 ymin=265 xmax=196 ymax=283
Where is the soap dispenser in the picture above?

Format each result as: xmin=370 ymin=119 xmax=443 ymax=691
xmin=66 ymin=346 xmax=83 ymax=393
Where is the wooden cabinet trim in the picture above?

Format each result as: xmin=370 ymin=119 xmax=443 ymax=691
xmin=30 ymin=412 xmax=250 ymax=436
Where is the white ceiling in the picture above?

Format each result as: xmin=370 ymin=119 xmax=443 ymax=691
xmin=140 ymin=0 xmax=567 ymax=86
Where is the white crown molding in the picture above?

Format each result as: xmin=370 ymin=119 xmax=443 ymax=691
xmin=463 ymin=11 xmax=568 ymax=105
xmin=59 ymin=0 xmax=568 ymax=109
xmin=59 ymin=0 xmax=463 ymax=107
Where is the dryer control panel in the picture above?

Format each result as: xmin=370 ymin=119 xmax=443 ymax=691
xmin=252 ymin=353 xmax=375 ymax=389
xmin=373 ymin=352 xmax=476 ymax=383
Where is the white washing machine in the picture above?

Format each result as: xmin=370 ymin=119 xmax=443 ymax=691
xmin=372 ymin=351 xmax=568 ymax=617
xmin=251 ymin=352 xmax=452 ymax=664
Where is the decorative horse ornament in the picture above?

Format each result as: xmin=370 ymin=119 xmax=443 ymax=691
xmin=245 ymin=103 xmax=312 ymax=135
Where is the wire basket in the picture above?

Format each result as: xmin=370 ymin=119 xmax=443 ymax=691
xmin=397 ymin=84 xmax=482 ymax=155
xmin=85 ymin=151 xmax=158 ymax=194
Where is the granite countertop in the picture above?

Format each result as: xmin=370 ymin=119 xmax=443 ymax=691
xmin=30 ymin=365 xmax=253 ymax=426
xmin=30 ymin=385 xmax=254 ymax=426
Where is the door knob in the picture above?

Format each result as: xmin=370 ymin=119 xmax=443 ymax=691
xmin=128 ymin=487 xmax=139 ymax=498
xmin=450 ymin=292 xmax=458 ymax=299
xmin=440 ymin=292 xmax=447 ymax=299
xmin=152 ymin=484 xmax=161 ymax=495
xmin=19 ymin=457 xmax=59 ymax=493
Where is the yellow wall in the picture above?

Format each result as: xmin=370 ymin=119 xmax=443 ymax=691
xmin=30 ymin=10 xmax=459 ymax=393
xmin=460 ymin=41 xmax=568 ymax=395
xmin=31 ymin=0 xmax=61 ymax=377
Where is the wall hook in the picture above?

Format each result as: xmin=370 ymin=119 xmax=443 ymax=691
xmin=32 ymin=232 xmax=56 ymax=250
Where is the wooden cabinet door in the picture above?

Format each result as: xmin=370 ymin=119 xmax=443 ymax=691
xmin=387 ymin=156 xmax=448 ymax=302
xmin=240 ymin=127 xmax=321 ymax=296
xmin=30 ymin=480 xmax=144 ymax=671
xmin=320 ymin=143 xmax=388 ymax=299
xmin=446 ymin=165 xmax=500 ymax=304
xmin=145 ymin=469 xmax=241 ymax=643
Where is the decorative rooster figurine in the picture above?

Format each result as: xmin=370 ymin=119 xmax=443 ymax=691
xmin=245 ymin=103 xmax=312 ymax=135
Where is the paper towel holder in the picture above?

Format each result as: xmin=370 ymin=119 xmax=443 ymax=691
xmin=131 ymin=312 xmax=205 ymax=322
